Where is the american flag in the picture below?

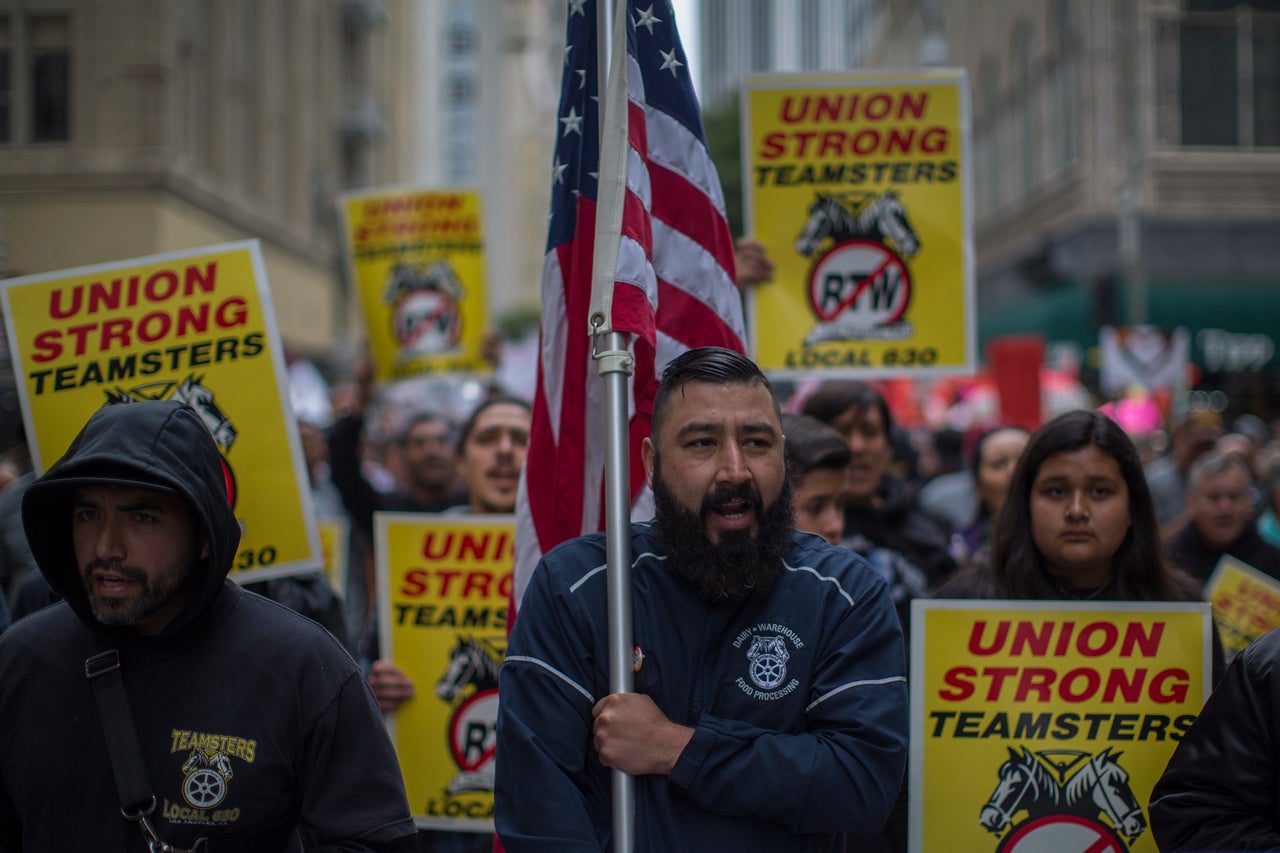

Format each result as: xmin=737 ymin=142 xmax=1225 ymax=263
xmin=512 ymin=0 xmax=747 ymax=612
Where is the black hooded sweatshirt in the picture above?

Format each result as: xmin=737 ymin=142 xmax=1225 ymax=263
xmin=0 ymin=401 xmax=417 ymax=851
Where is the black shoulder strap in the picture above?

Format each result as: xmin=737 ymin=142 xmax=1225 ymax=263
xmin=85 ymin=649 xmax=208 ymax=853
xmin=85 ymin=649 xmax=155 ymax=816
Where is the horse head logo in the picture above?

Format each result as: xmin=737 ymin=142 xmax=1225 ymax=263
xmin=1065 ymin=748 xmax=1146 ymax=841
xmin=169 ymin=374 xmax=238 ymax=452
xmin=980 ymin=746 xmax=1061 ymax=834
xmin=436 ymin=634 xmax=504 ymax=704
xmin=794 ymin=191 xmax=921 ymax=259
xmin=979 ymin=746 xmax=1146 ymax=844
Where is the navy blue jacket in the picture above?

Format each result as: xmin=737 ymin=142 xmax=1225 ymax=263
xmin=496 ymin=525 xmax=908 ymax=851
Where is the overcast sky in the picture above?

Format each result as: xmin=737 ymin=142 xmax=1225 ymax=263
xmin=672 ymin=0 xmax=701 ymax=95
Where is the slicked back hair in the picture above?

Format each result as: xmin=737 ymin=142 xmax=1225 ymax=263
xmin=650 ymin=347 xmax=776 ymax=443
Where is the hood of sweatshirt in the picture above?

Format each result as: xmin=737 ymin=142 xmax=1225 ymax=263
xmin=22 ymin=400 xmax=242 ymax=641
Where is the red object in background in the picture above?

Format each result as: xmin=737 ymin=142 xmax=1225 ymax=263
xmin=882 ymin=377 xmax=925 ymax=429
xmin=988 ymin=334 xmax=1045 ymax=432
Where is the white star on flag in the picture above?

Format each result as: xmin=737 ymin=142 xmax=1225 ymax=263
xmin=559 ymin=106 xmax=583 ymax=136
xmin=514 ymin=0 xmax=746 ymax=619
xmin=634 ymin=5 xmax=661 ymax=34
xmin=658 ymin=47 xmax=683 ymax=77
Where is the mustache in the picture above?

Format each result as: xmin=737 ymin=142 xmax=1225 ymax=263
xmin=703 ymin=482 xmax=763 ymax=513
xmin=83 ymin=561 xmax=146 ymax=583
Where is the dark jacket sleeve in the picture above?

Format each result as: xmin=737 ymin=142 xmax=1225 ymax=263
xmin=297 ymin=668 xmax=420 ymax=851
xmin=0 ymin=775 xmax=16 ymax=852
xmin=495 ymin=559 xmax=607 ymax=852
xmin=1149 ymin=628 xmax=1280 ymax=851
xmin=328 ymin=414 xmax=381 ymax=542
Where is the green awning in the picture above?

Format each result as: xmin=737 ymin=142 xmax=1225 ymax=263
xmin=978 ymin=277 xmax=1280 ymax=369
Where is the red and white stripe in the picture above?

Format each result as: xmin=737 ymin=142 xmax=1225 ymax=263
xmin=513 ymin=41 xmax=746 ymax=615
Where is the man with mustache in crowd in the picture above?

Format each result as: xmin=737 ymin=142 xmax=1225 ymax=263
xmin=366 ymin=394 xmax=532 ymax=712
xmin=328 ymin=352 xmax=476 ymax=562
xmin=495 ymin=347 xmax=907 ymax=851
xmin=364 ymin=394 xmax=531 ymax=853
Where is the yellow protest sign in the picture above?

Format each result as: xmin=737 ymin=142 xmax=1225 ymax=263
xmin=0 ymin=241 xmax=319 ymax=582
xmin=911 ymin=600 xmax=1211 ymax=853
xmin=743 ymin=71 xmax=974 ymax=376
xmin=1205 ymin=555 xmax=1280 ymax=662
xmin=376 ymin=512 xmax=513 ymax=831
xmin=339 ymin=187 xmax=490 ymax=383
xmin=317 ymin=517 xmax=350 ymax=600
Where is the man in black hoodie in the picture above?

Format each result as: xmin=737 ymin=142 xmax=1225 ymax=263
xmin=0 ymin=401 xmax=418 ymax=851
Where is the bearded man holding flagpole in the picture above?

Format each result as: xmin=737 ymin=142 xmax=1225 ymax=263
xmin=497 ymin=2 xmax=907 ymax=850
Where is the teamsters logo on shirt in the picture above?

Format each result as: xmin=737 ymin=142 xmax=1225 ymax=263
xmin=162 ymin=728 xmax=257 ymax=826
xmin=733 ymin=623 xmax=804 ymax=700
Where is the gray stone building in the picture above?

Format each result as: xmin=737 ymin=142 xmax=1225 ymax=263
xmin=699 ymin=0 xmax=1280 ymax=404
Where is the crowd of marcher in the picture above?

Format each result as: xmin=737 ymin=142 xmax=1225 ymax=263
xmin=2 ymin=336 xmax=1280 ymax=849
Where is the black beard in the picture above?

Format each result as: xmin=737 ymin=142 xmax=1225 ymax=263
xmin=651 ymin=462 xmax=794 ymax=602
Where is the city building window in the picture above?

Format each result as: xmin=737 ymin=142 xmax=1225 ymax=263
xmin=178 ymin=0 xmax=209 ymax=165
xmin=272 ymin=0 xmax=295 ymax=217
xmin=1159 ymin=2 xmax=1280 ymax=147
xmin=799 ymin=0 xmax=820 ymax=70
xmin=750 ymin=0 xmax=771 ymax=71
xmin=1048 ymin=0 xmax=1078 ymax=171
xmin=29 ymin=15 xmax=69 ymax=143
xmin=448 ymin=24 xmax=473 ymax=55
xmin=975 ymin=57 xmax=1000 ymax=219
xmin=449 ymin=72 xmax=475 ymax=105
xmin=233 ymin=0 xmax=258 ymax=194
xmin=0 ymin=17 xmax=10 ymax=144
xmin=1011 ymin=20 xmax=1035 ymax=195
xmin=1254 ymin=15 xmax=1280 ymax=145
xmin=1180 ymin=17 xmax=1237 ymax=145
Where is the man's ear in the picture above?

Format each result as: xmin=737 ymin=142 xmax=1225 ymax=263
xmin=199 ymin=537 xmax=210 ymax=561
xmin=641 ymin=436 xmax=656 ymax=489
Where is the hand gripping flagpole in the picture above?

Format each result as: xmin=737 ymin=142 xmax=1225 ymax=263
xmin=587 ymin=1 xmax=636 ymax=850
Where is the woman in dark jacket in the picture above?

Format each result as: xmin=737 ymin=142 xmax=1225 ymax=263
xmin=936 ymin=411 xmax=1223 ymax=686
xmin=937 ymin=410 xmax=1205 ymax=604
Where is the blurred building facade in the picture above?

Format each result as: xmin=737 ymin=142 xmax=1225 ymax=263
xmin=0 ymin=0 xmax=425 ymax=366
xmin=0 ymin=0 xmax=560 ymax=378
xmin=700 ymin=0 xmax=1280 ymax=410
xmin=409 ymin=0 xmax=560 ymax=330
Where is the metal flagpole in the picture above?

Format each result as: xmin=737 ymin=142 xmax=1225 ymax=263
xmin=589 ymin=1 xmax=636 ymax=850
